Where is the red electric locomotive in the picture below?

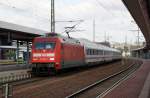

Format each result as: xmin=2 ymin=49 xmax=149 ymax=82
xmin=31 ymin=33 xmax=122 ymax=75
xmin=31 ymin=33 xmax=85 ymax=75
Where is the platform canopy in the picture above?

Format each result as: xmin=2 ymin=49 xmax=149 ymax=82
xmin=0 ymin=20 xmax=48 ymax=41
xmin=122 ymin=0 xmax=150 ymax=49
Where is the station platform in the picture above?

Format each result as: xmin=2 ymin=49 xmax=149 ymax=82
xmin=0 ymin=64 xmax=31 ymax=72
xmin=103 ymin=59 xmax=150 ymax=98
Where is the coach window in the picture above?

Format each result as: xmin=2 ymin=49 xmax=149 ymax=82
xmin=96 ymin=50 xmax=97 ymax=55
xmin=109 ymin=51 xmax=111 ymax=55
xmin=104 ymin=51 xmax=107 ymax=55
xmin=89 ymin=49 xmax=91 ymax=55
xmin=92 ymin=49 xmax=94 ymax=55
xmin=99 ymin=50 xmax=102 ymax=55
xmin=96 ymin=50 xmax=98 ymax=55
xmin=95 ymin=49 xmax=97 ymax=55
xmin=87 ymin=49 xmax=90 ymax=55
xmin=93 ymin=49 xmax=95 ymax=55
xmin=86 ymin=49 xmax=88 ymax=55
xmin=90 ymin=49 xmax=91 ymax=55
xmin=106 ymin=51 xmax=108 ymax=55
xmin=91 ymin=49 xmax=93 ymax=55
xmin=101 ymin=50 xmax=103 ymax=55
xmin=98 ymin=50 xmax=100 ymax=55
xmin=108 ymin=51 xmax=110 ymax=55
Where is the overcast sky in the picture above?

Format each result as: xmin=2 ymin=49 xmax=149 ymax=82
xmin=0 ymin=0 xmax=145 ymax=43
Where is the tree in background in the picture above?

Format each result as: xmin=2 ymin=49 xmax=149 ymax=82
xmin=4 ymin=49 xmax=16 ymax=60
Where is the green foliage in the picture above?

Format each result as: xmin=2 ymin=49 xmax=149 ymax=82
xmin=4 ymin=49 xmax=16 ymax=59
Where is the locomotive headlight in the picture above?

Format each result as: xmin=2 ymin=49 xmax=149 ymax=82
xmin=50 ymin=58 xmax=55 ymax=60
xmin=33 ymin=58 xmax=38 ymax=60
xmin=33 ymin=53 xmax=55 ymax=57
xmin=33 ymin=53 xmax=41 ymax=57
xmin=47 ymin=53 xmax=55 ymax=57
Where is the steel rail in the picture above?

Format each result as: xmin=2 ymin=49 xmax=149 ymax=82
xmin=96 ymin=62 xmax=140 ymax=98
xmin=65 ymin=61 xmax=139 ymax=98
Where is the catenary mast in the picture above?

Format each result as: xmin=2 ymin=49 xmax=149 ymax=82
xmin=51 ymin=0 xmax=55 ymax=33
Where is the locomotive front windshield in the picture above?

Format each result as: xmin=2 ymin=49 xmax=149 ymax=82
xmin=35 ymin=42 xmax=56 ymax=50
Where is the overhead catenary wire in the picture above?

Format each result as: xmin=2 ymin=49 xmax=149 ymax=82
xmin=95 ymin=0 xmax=137 ymax=43
xmin=95 ymin=0 xmax=129 ymax=25
xmin=95 ymin=0 xmax=116 ymax=17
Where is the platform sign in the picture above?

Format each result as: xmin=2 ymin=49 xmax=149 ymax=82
xmin=2 ymin=84 xmax=12 ymax=98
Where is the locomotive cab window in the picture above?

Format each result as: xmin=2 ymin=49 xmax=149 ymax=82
xmin=35 ymin=43 xmax=44 ymax=49
xmin=35 ymin=42 xmax=56 ymax=50
xmin=45 ymin=43 xmax=56 ymax=49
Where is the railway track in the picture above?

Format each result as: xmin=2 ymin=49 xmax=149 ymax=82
xmin=4 ymin=59 xmax=141 ymax=98
xmin=66 ymin=60 xmax=142 ymax=98
xmin=0 ymin=77 xmax=51 ymax=98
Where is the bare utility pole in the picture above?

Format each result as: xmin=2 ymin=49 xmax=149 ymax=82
xmin=125 ymin=32 xmax=127 ymax=45
xmin=51 ymin=0 xmax=55 ymax=33
xmin=131 ymin=20 xmax=140 ymax=47
xmin=93 ymin=19 xmax=95 ymax=42
xmin=129 ymin=28 xmax=140 ymax=47
xmin=104 ymin=32 xmax=111 ymax=42
xmin=104 ymin=32 xmax=106 ymax=42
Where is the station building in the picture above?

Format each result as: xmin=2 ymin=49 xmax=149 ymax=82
xmin=131 ymin=48 xmax=150 ymax=59
xmin=123 ymin=0 xmax=150 ymax=59
xmin=0 ymin=20 xmax=47 ymax=63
